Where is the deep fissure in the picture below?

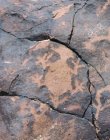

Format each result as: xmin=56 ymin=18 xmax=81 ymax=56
xmin=67 ymin=0 xmax=89 ymax=46
xmin=86 ymin=70 xmax=101 ymax=140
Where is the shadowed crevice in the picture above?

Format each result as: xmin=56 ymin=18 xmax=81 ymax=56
xmin=67 ymin=0 xmax=89 ymax=46
xmin=83 ymin=70 xmax=101 ymax=140
xmin=25 ymin=33 xmax=51 ymax=41
xmin=0 ymin=90 xmax=89 ymax=120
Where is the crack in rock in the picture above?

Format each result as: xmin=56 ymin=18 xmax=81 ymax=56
xmin=8 ymin=74 xmax=19 ymax=94
xmin=67 ymin=0 xmax=89 ymax=46
xmin=0 ymin=28 xmax=19 ymax=39
xmin=2 ymin=71 xmax=91 ymax=120
xmin=0 ymin=26 xmax=106 ymax=86
xmin=0 ymin=14 xmax=108 ymax=87
xmin=50 ymin=38 xmax=106 ymax=86
xmin=82 ymin=70 xmax=93 ymax=118
xmin=0 ymin=1 xmax=109 ymax=139
xmin=86 ymin=70 xmax=101 ymax=140
xmin=25 ymin=33 xmax=51 ymax=41
xmin=0 ymin=90 xmax=89 ymax=120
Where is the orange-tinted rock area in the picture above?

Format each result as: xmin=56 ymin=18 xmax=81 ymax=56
xmin=0 ymin=0 xmax=110 ymax=140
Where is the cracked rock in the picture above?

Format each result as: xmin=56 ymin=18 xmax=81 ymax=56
xmin=0 ymin=0 xmax=110 ymax=139
xmin=69 ymin=0 xmax=110 ymax=85
xmin=0 ymin=96 xmax=97 ymax=140
xmin=1 ymin=40 xmax=90 ymax=117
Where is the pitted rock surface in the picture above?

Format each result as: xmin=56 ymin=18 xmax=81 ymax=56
xmin=0 ymin=0 xmax=110 ymax=140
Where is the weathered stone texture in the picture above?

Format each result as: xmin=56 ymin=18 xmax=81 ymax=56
xmin=0 ymin=0 xmax=110 ymax=139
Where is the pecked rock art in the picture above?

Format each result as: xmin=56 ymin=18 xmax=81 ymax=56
xmin=0 ymin=40 xmax=90 ymax=117
xmin=0 ymin=0 xmax=110 ymax=139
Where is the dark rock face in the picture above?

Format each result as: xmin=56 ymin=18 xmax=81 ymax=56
xmin=0 ymin=0 xmax=110 ymax=139
xmin=0 ymin=96 xmax=97 ymax=140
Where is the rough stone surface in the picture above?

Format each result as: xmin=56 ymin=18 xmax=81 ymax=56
xmin=0 ymin=0 xmax=110 ymax=140
xmin=0 ymin=96 xmax=97 ymax=140
xmin=70 ymin=0 xmax=110 ymax=85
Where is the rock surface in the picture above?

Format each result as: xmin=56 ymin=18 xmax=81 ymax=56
xmin=0 ymin=96 xmax=97 ymax=140
xmin=0 ymin=0 xmax=110 ymax=140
